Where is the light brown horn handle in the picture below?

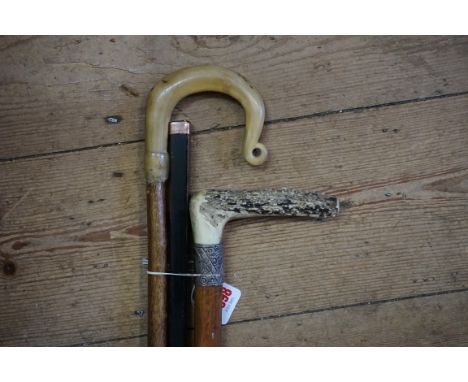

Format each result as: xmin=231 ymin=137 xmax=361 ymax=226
xmin=145 ymin=65 xmax=267 ymax=183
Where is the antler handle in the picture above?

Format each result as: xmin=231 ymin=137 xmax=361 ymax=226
xmin=190 ymin=189 xmax=340 ymax=245
xmin=190 ymin=189 xmax=339 ymax=346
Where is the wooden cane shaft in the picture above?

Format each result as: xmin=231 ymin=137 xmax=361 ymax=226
xmin=147 ymin=182 xmax=167 ymax=346
xmin=194 ymin=286 xmax=222 ymax=346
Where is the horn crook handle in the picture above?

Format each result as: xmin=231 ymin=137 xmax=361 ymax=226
xmin=145 ymin=65 xmax=268 ymax=347
xmin=145 ymin=65 xmax=268 ymax=183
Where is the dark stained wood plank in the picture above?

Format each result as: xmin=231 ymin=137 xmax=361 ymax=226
xmin=1 ymin=96 xmax=467 ymax=346
xmin=1 ymin=36 xmax=468 ymax=159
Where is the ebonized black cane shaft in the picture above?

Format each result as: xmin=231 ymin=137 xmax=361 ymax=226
xmin=167 ymin=125 xmax=191 ymax=346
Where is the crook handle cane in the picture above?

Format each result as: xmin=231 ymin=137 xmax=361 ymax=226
xmin=145 ymin=65 xmax=267 ymax=346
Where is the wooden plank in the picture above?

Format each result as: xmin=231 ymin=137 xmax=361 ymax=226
xmin=86 ymin=336 xmax=145 ymax=347
xmin=86 ymin=290 xmax=468 ymax=346
xmin=1 ymin=36 xmax=468 ymax=159
xmin=223 ymin=290 xmax=468 ymax=346
xmin=1 ymin=95 xmax=467 ymax=346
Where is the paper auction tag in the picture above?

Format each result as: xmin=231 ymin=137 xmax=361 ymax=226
xmin=221 ymin=283 xmax=241 ymax=325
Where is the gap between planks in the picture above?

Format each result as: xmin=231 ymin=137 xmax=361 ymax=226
xmin=1 ymin=92 xmax=465 ymax=343
xmin=70 ymin=286 xmax=468 ymax=346
xmin=1 ymin=90 xmax=468 ymax=164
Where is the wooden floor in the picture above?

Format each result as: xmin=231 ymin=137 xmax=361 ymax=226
xmin=0 ymin=36 xmax=467 ymax=346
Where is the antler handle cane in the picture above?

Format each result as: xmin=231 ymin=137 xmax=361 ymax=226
xmin=190 ymin=189 xmax=340 ymax=346
xmin=145 ymin=66 xmax=268 ymax=346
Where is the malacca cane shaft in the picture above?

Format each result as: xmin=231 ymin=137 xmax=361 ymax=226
xmin=193 ymin=243 xmax=224 ymax=346
xmin=194 ymin=287 xmax=222 ymax=346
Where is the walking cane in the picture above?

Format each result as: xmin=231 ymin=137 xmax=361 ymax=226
xmin=145 ymin=65 xmax=268 ymax=346
xmin=190 ymin=189 xmax=340 ymax=346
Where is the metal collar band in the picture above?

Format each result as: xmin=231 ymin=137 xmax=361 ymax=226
xmin=194 ymin=244 xmax=224 ymax=287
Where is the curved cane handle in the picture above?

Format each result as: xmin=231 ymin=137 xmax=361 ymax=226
xmin=145 ymin=65 xmax=267 ymax=183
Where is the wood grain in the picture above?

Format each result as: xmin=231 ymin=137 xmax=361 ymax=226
xmin=1 ymin=94 xmax=467 ymax=346
xmin=223 ymin=290 xmax=468 ymax=346
xmin=194 ymin=287 xmax=222 ymax=346
xmin=87 ymin=290 xmax=468 ymax=346
xmin=146 ymin=182 xmax=167 ymax=346
xmin=1 ymin=36 xmax=468 ymax=159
